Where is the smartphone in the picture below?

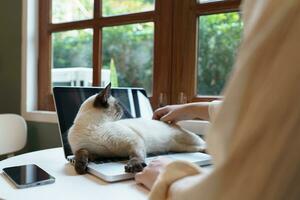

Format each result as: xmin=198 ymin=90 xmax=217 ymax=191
xmin=2 ymin=164 xmax=55 ymax=189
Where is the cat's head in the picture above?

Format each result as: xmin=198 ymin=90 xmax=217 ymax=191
xmin=77 ymin=83 xmax=124 ymax=122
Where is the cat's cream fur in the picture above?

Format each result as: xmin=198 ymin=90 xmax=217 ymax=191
xmin=68 ymin=84 xmax=206 ymax=174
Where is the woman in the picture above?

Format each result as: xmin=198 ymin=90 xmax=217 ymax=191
xmin=135 ymin=0 xmax=300 ymax=199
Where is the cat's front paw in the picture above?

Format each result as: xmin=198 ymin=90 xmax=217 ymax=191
xmin=125 ymin=158 xmax=147 ymax=173
xmin=75 ymin=157 xmax=89 ymax=174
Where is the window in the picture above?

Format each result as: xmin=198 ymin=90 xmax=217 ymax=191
xmin=38 ymin=0 xmax=242 ymax=111
xmin=197 ymin=12 xmax=243 ymax=95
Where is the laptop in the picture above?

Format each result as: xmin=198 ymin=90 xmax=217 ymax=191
xmin=53 ymin=86 xmax=212 ymax=182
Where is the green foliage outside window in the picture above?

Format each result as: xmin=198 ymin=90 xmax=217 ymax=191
xmin=198 ymin=13 xmax=243 ymax=95
xmin=52 ymin=29 xmax=93 ymax=68
xmin=102 ymin=23 xmax=154 ymax=93
xmin=110 ymin=58 xmax=119 ymax=87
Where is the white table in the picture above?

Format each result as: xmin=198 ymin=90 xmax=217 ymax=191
xmin=0 ymin=148 xmax=148 ymax=200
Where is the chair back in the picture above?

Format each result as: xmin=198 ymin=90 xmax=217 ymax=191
xmin=0 ymin=114 xmax=27 ymax=156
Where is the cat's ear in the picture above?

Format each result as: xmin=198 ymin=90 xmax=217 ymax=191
xmin=94 ymin=82 xmax=111 ymax=108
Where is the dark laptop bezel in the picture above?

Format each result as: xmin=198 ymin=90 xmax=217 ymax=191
xmin=53 ymin=86 xmax=150 ymax=159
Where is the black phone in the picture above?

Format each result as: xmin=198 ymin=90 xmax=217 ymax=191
xmin=2 ymin=164 xmax=55 ymax=189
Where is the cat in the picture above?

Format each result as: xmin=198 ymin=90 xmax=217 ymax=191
xmin=68 ymin=83 xmax=206 ymax=174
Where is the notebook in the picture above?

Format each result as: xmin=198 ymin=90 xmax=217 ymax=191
xmin=53 ymin=86 xmax=211 ymax=182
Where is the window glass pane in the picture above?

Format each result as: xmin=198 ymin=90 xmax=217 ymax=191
xmin=52 ymin=29 xmax=93 ymax=87
xmin=52 ymin=0 xmax=93 ymax=23
xmin=197 ymin=12 xmax=243 ymax=95
xmin=102 ymin=23 xmax=154 ymax=95
xmin=102 ymin=0 xmax=155 ymax=17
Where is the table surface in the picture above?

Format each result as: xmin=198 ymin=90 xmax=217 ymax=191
xmin=0 ymin=148 xmax=149 ymax=200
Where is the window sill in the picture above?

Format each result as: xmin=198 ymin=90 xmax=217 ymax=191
xmin=177 ymin=120 xmax=210 ymax=136
xmin=21 ymin=110 xmax=209 ymax=132
xmin=22 ymin=110 xmax=58 ymax=123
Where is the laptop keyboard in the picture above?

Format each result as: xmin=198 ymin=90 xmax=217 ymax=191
xmin=91 ymin=151 xmax=195 ymax=164
xmin=93 ymin=157 xmax=128 ymax=164
xmin=69 ymin=151 xmax=211 ymax=167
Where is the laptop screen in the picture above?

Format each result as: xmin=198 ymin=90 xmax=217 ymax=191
xmin=53 ymin=87 xmax=153 ymax=158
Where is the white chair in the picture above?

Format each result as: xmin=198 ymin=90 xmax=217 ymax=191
xmin=0 ymin=114 xmax=27 ymax=157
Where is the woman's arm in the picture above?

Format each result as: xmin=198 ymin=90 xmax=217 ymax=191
xmin=152 ymin=101 xmax=222 ymax=123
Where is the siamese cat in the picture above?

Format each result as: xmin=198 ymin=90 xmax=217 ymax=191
xmin=68 ymin=83 xmax=206 ymax=174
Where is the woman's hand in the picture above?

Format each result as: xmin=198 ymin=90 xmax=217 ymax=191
xmin=135 ymin=157 xmax=173 ymax=190
xmin=152 ymin=102 xmax=210 ymax=123
xmin=152 ymin=104 xmax=193 ymax=123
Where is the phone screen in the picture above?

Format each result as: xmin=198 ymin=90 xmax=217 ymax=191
xmin=3 ymin=164 xmax=55 ymax=188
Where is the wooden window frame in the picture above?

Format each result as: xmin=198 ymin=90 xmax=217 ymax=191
xmin=38 ymin=0 xmax=241 ymax=111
